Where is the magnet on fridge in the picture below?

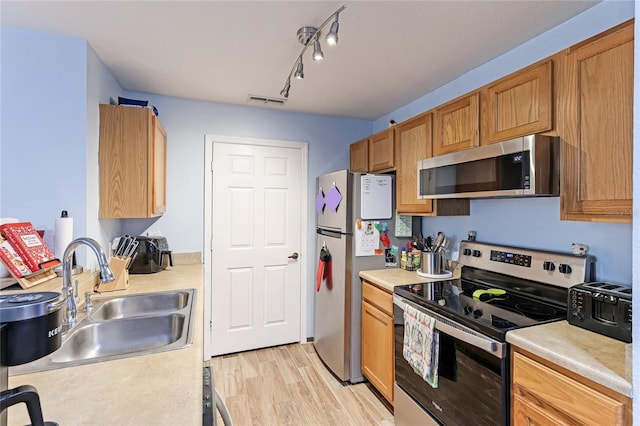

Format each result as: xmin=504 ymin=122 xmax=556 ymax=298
xmin=355 ymin=218 xmax=362 ymax=230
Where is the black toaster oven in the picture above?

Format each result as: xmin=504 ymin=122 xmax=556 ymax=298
xmin=568 ymin=282 xmax=632 ymax=343
xmin=128 ymin=236 xmax=173 ymax=274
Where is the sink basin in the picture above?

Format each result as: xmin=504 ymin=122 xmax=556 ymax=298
xmin=90 ymin=290 xmax=191 ymax=320
xmin=51 ymin=314 xmax=186 ymax=363
xmin=10 ymin=288 xmax=196 ymax=375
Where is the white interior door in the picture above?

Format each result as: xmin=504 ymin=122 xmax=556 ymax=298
xmin=204 ymin=136 xmax=307 ymax=357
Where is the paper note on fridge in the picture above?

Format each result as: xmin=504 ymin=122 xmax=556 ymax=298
xmin=355 ymin=220 xmax=380 ymax=256
xmin=360 ymin=175 xmax=392 ymax=219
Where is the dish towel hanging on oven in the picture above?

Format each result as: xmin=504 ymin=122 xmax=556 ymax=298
xmin=402 ymin=303 xmax=439 ymax=388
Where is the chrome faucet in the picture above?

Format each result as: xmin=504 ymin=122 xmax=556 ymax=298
xmin=62 ymin=237 xmax=115 ymax=330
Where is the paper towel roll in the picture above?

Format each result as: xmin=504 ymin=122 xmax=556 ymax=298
xmin=54 ymin=213 xmax=74 ymax=261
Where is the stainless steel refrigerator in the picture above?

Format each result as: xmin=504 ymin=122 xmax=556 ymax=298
xmin=313 ymin=169 xmax=407 ymax=383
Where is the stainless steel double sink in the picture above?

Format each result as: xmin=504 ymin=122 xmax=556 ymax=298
xmin=11 ymin=289 xmax=196 ymax=375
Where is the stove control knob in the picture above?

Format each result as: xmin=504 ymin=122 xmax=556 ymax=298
xmin=464 ymin=305 xmax=473 ymax=315
xmin=472 ymin=250 xmax=481 ymax=258
xmin=463 ymin=248 xmax=472 ymax=256
xmin=437 ymin=299 xmax=446 ymax=306
xmin=543 ymin=261 xmax=555 ymax=271
xmin=572 ymin=310 xmax=585 ymax=321
xmin=559 ymin=264 xmax=572 ymax=274
xmin=473 ymin=309 xmax=483 ymax=319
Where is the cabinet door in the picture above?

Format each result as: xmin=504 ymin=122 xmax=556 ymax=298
xmin=512 ymin=351 xmax=629 ymax=425
xmin=433 ymin=92 xmax=480 ymax=156
xmin=350 ymin=139 xmax=368 ymax=172
xmin=361 ymin=300 xmax=394 ymax=404
xmin=560 ymin=21 xmax=633 ymax=222
xmin=483 ymin=60 xmax=553 ymax=143
xmin=368 ymin=129 xmax=395 ymax=171
xmin=151 ymin=116 xmax=167 ymax=215
xmin=512 ymin=393 xmax=565 ymax=426
xmin=99 ymin=105 xmax=167 ymax=218
xmin=396 ymin=113 xmax=434 ymax=214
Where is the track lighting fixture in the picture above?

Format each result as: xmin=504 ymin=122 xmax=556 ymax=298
xmin=279 ymin=5 xmax=345 ymax=98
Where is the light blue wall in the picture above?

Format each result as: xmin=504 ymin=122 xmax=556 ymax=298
xmin=373 ymin=0 xmax=634 ymax=285
xmin=0 ymin=26 xmax=89 ymax=261
xmin=1 ymin=26 xmax=124 ymax=266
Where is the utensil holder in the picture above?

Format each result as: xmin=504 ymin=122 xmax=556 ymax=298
xmin=420 ymin=251 xmax=444 ymax=275
xmin=95 ymin=257 xmax=129 ymax=292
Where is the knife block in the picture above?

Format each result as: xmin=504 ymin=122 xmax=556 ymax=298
xmin=96 ymin=257 xmax=129 ymax=292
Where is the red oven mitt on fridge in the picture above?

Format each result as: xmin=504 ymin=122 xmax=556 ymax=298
xmin=316 ymin=247 xmax=331 ymax=292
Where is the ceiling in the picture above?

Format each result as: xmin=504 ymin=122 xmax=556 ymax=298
xmin=1 ymin=1 xmax=601 ymax=120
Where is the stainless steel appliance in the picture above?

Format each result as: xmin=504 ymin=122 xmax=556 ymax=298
xmin=314 ymin=170 xmax=407 ymax=383
xmin=418 ymin=134 xmax=559 ymax=199
xmin=568 ymin=282 xmax=632 ymax=343
xmin=393 ymin=240 xmax=595 ymax=425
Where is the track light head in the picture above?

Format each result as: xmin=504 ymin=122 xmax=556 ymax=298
xmin=280 ymin=80 xmax=291 ymax=98
xmin=312 ymin=39 xmax=324 ymax=61
xmin=326 ymin=18 xmax=340 ymax=46
xmin=294 ymin=61 xmax=304 ymax=79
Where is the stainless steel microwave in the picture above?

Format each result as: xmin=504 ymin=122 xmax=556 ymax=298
xmin=418 ymin=134 xmax=559 ymax=199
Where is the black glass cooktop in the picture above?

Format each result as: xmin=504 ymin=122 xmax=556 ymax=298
xmin=394 ymin=267 xmax=568 ymax=340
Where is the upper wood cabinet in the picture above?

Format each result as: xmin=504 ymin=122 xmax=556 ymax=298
xmin=350 ymin=128 xmax=395 ymax=173
xmin=99 ymin=104 xmax=167 ymax=218
xmin=481 ymin=59 xmax=553 ymax=143
xmin=369 ymin=128 xmax=395 ymax=172
xmin=560 ymin=20 xmax=633 ymax=223
xmin=349 ymin=138 xmax=368 ymax=172
xmin=433 ymin=92 xmax=480 ymax=156
xmin=395 ymin=113 xmax=469 ymax=216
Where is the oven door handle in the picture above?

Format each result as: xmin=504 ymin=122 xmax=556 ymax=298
xmin=394 ymin=295 xmax=505 ymax=358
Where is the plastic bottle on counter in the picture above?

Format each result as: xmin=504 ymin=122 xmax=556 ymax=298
xmin=400 ymin=248 xmax=407 ymax=270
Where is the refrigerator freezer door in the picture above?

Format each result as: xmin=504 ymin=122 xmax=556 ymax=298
xmin=316 ymin=170 xmax=353 ymax=234
xmin=313 ymin=229 xmax=350 ymax=381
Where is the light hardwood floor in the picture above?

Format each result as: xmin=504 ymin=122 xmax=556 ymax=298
xmin=210 ymin=343 xmax=394 ymax=425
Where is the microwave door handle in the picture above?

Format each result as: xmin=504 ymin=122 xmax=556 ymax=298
xmin=394 ymin=295 xmax=504 ymax=358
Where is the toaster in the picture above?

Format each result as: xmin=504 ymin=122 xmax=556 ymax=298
xmin=568 ymin=282 xmax=632 ymax=343
xmin=128 ymin=236 xmax=173 ymax=274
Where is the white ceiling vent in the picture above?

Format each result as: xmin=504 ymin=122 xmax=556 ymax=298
xmin=246 ymin=95 xmax=287 ymax=105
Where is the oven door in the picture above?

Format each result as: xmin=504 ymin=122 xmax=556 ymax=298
xmin=393 ymin=295 xmax=508 ymax=426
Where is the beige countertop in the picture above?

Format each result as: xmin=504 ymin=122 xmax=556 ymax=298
xmin=359 ymin=263 xmax=461 ymax=292
xmin=4 ymin=264 xmax=204 ymax=426
xmin=507 ymin=320 xmax=632 ymax=397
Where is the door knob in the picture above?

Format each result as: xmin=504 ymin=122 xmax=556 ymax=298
xmin=288 ymin=252 xmax=299 ymax=260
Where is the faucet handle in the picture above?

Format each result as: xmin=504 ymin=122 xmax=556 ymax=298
xmin=84 ymin=291 xmax=93 ymax=312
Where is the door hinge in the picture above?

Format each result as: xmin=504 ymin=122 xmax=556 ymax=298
xmin=210 ymin=239 xmax=214 ymax=251
xmin=209 ymin=320 xmax=213 ymax=330
xmin=211 ymin=160 xmax=214 ymax=173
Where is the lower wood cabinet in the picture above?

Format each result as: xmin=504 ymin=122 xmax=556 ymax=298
xmin=512 ymin=348 xmax=632 ymax=425
xmin=361 ymin=281 xmax=394 ymax=405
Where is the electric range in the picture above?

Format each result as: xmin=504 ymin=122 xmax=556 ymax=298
xmin=393 ymin=240 xmax=596 ymax=426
